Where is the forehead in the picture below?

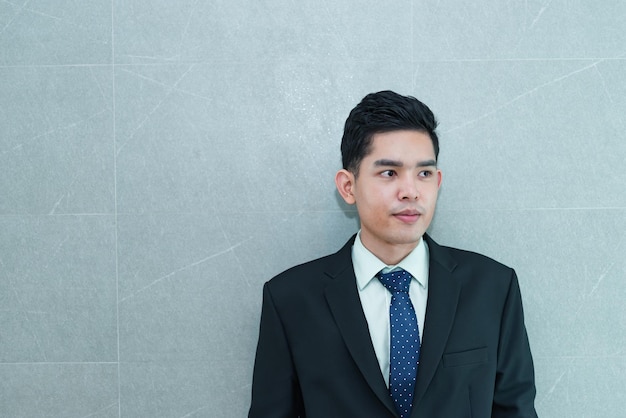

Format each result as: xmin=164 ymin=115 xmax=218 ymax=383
xmin=366 ymin=130 xmax=436 ymax=161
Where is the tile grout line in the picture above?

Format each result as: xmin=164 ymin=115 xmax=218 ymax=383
xmin=411 ymin=0 xmax=414 ymax=85
xmin=111 ymin=1 xmax=122 ymax=417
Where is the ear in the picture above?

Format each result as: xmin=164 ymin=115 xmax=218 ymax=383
xmin=436 ymin=169 xmax=442 ymax=189
xmin=335 ymin=169 xmax=356 ymax=205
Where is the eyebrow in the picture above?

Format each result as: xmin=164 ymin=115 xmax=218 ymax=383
xmin=373 ymin=159 xmax=437 ymax=168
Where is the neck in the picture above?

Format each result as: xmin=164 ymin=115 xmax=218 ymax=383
xmin=360 ymin=236 xmax=422 ymax=266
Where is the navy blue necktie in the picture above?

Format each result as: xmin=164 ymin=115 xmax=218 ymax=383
xmin=378 ymin=269 xmax=420 ymax=418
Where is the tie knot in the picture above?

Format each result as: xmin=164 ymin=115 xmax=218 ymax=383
xmin=377 ymin=268 xmax=412 ymax=294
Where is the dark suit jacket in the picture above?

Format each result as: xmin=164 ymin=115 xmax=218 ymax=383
xmin=249 ymin=234 xmax=537 ymax=417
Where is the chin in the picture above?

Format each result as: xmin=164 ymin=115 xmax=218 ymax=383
xmin=389 ymin=232 xmax=424 ymax=246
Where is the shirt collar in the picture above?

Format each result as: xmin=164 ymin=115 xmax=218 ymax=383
xmin=352 ymin=231 xmax=429 ymax=291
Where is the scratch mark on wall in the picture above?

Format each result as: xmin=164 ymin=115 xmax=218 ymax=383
xmin=0 ymin=0 xmax=30 ymax=36
xmin=1 ymin=109 xmax=108 ymax=158
xmin=117 ymin=67 xmax=213 ymax=103
xmin=593 ymin=65 xmax=614 ymax=104
xmin=529 ymin=0 xmax=553 ymax=29
xmin=49 ymin=176 xmax=79 ymax=215
xmin=120 ymin=237 xmax=252 ymax=303
xmin=177 ymin=0 xmax=201 ymax=57
xmin=116 ymin=65 xmax=195 ymax=156
xmin=588 ymin=261 xmax=615 ymax=298
xmin=178 ymin=405 xmax=210 ymax=418
xmin=547 ymin=369 xmax=567 ymax=395
xmin=444 ymin=60 xmax=605 ymax=133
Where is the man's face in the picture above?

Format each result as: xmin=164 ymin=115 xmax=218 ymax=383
xmin=336 ymin=130 xmax=442 ymax=261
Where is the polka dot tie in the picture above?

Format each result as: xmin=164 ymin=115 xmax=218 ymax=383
xmin=378 ymin=269 xmax=420 ymax=418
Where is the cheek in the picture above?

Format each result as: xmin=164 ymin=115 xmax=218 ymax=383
xmin=357 ymin=198 xmax=385 ymax=221
xmin=423 ymin=186 xmax=440 ymax=202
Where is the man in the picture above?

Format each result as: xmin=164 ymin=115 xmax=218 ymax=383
xmin=249 ymin=91 xmax=537 ymax=417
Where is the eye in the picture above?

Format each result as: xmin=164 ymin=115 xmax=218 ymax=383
xmin=419 ymin=169 xmax=434 ymax=178
xmin=380 ymin=170 xmax=396 ymax=178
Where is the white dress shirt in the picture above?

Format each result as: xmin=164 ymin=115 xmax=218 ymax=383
xmin=352 ymin=231 xmax=429 ymax=387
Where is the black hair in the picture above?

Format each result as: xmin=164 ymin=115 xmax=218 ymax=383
xmin=341 ymin=90 xmax=439 ymax=174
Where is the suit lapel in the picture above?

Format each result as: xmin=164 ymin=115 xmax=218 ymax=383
xmin=323 ymin=237 xmax=397 ymax=416
xmin=412 ymin=234 xmax=460 ymax=410
xmin=322 ymin=235 xmax=461 ymax=416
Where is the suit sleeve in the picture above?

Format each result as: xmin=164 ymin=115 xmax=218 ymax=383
xmin=248 ymin=282 xmax=304 ymax=418
xmin=492 ymin=270 xmax=538 ymax=418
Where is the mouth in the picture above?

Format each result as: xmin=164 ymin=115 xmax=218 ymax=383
xmin=393 ymin=209 xmax=421 ymax=224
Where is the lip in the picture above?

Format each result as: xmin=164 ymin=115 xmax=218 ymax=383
xmin=393 ymin=209 xmax=421 ymax=224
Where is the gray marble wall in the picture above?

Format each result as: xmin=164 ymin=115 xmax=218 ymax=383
xmin=1 ymin=1 xmax=625 ymax=417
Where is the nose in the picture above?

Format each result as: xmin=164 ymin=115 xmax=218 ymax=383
xmin=399 ymin=175 xmax=419 ymax=200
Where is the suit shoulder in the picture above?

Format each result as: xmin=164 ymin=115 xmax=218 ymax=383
xmin=436 ymin=244 xmax=520 ymax=299
xmin=445 ymin=245 xmax=511 ymax=269
xmin=426 ymin=234 xmax=513 ymax=274
xmin=435 ymin=243 xmax=517 ymax=286
xmin=262 ymin=237 xmax=355 ymax=305
xmin=266 ymin=252 xmax=335 ymax=289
